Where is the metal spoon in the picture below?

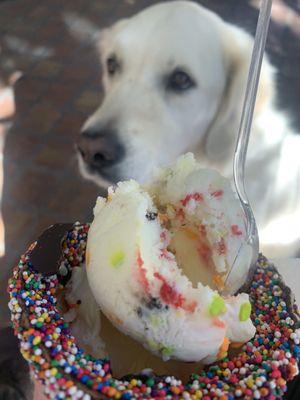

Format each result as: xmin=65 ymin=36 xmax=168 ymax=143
xmin=224 ymin=0 xmax=273 ymax=293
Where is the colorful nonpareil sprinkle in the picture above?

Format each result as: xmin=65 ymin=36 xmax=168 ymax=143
xmin=8 ymin=223 xmax=300 ymax=399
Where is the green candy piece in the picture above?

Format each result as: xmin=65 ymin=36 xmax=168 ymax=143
xmin=51 ymin=360 xmax=59 ymax=367
xmin=150 ymin=315 xmax=163 ymax=327
xmin=239 ymin=302 xmax=252 ymax=321
xmin=209 ymin=295 xmax=226 ymax=316
xmin=146 ymin=378 xmax=155 ymax=387
xmin=147 ymin=340 xmax=174 ymax=359
xmin=161 ymin=346 xmax=174 ymax=358
xmin=110 ymin=250 xmax=125 ymax=268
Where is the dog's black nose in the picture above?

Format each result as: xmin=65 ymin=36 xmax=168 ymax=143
xmin=77 ymin=129 xmax=125 ymax=170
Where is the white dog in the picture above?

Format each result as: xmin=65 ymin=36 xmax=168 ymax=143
xmin=76 ymin=1 xmax=300 ymax=258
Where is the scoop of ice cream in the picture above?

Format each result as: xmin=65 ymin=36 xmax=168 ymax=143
xmin=86 ymin=154 xmax=255 ymax=363
xmin=148 ymin=153 xmax=254 ymax=293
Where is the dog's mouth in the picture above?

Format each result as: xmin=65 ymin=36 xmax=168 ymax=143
xmin=77 ymin=150 xmax=120 ymax=186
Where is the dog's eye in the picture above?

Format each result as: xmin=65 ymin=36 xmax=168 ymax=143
xmin=167 ymin=70 xmax=195 ymax=91
xmin=106 ymin=55 xmax=120 ymax=75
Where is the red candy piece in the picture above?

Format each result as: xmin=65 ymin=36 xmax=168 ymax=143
xmin=181 ymin=192 xmax=203 ymax=207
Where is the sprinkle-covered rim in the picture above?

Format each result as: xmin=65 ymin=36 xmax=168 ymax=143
xmin=8 ymin=223 xmax=300 ymax=400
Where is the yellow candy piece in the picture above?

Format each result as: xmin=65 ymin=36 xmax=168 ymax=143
xmin=33 ymin=336 xmax=41 ymax=346
xmin=50 ymin=368 xmax=58 ymax=376
xmin=110 ymin=250 xmax=125 ymax=268
xmin=147 ymin=339 xmax=159 ymax=351
xmin=246 ymin=377 xmax=254 ymax=388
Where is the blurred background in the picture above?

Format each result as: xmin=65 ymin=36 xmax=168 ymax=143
xmin=0 ymin=0 xmax=299 ymax=397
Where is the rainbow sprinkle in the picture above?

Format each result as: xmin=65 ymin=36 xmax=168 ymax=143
xmin=8 ymin=223 xmax=300 ymax=399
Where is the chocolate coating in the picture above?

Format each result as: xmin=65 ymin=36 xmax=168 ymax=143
xmin=29 ymin=223 xmax=73 ymax=276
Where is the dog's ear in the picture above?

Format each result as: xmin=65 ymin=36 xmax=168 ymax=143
xmin=63 ymin=12 xmax=101 ymax=44
xmin=97 ymin=18 xmax=129 ymax=55
xmin=63 ymin=12 xmax=128 ymax=52
xmin=204 ymin=24 xmax=275 ymax=162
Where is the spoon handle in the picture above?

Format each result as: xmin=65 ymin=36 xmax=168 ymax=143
xmin=233 ymin=0 xmax=272 ymax=240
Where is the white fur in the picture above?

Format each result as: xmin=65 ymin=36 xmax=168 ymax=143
xmin=80 ymin=1 xmax=300 ymax=258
